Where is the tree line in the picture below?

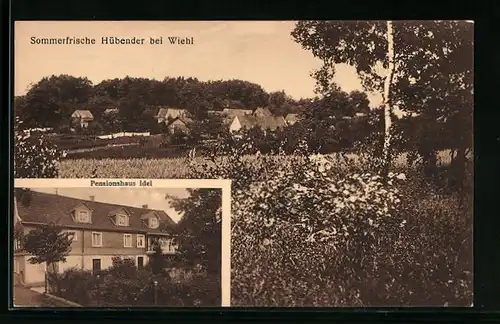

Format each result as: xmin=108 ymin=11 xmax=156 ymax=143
xmin=14 ymin=75 xmax=309 ymax=131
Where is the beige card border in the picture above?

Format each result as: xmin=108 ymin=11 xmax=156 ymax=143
xmin=14 ymin=178 xmax=232 ymax=307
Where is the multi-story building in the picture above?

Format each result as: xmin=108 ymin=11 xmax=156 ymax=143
xmin=13 ymin=190 xmax=178 ymax=287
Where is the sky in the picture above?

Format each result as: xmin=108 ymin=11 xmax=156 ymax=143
xmin=14 ymin=21 xmax=382 ymax=106
xmin=32 ymin=187 xmax=190 ymax=223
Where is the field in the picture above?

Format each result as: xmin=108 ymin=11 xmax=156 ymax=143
xmin=58 ymin=150 xmax=460 ymax=178
xmin=51 ymin=133 xmax=215 ymax=159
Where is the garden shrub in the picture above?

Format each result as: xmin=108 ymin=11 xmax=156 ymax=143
xmin=49 ymin=258 xmax=220 ymax=307
xmin=48 ymin=268 xmax=96 ymax=305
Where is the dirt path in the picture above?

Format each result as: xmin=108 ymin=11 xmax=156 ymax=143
xmin=13 ymin=286 xmax=70 ymax=307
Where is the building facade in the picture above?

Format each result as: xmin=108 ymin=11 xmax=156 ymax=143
xmin=13 ymin=190 xmax=178 ymax=287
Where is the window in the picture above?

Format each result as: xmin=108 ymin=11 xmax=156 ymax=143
xmin=117 ymin=215 xmax=128 ymax=226
xmin=92 ymin=232 xmax=102 ymax=247
xmin=77 ymin=210 xmax=89 ymax=223
xmin=14 ymin=239 xmax=22 ymax=251
xmin=161 ymin=238 xmax=174 ymax=251
xmin=136 ymin=234 xmax=145 ymax=248
xmin=123 ymin=234 xmax=132 ymax=248
xmin=67 ymin=231 xmax=77 ymax=241
xmin=149 ymin=216 xmax=159 ymax=229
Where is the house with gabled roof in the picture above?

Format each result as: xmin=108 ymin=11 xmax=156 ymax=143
xmin=253 ymin=107 xmax=273 ymax=118
xmin=71 ymin=110 xmax=94 ymax=128
xmin=155 ymin=107 xmax=187 ymax=124
xmin=166 ymin=117 xmax=193 ymax=135
xmin=13 ymin=190 xmax=178 ymax=287
xmin=229 ymin=115 xmax=287 ymax=133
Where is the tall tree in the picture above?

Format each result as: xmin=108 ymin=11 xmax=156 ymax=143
xmin=19 ymin=75 xmax=93 ymax=128
xmin=299 ymin=88 xmax=372 ymax=153
xmin=22 ymin=223 xmax=73 ymax=274
xmin=291 ymin=20 xmax=473 ymax=177
xmin=148 ymin=239 xmax=166 ymax=275
xmin=169 ymin=189 xmax=222 ymax=276
xmin=382 ymin=21 xmax=395 ymax=175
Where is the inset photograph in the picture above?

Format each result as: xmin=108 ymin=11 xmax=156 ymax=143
xmin=12 ymin=186 xmax=223 ymax=307
xmin=14 ymin=20 xmax=473 ymax=307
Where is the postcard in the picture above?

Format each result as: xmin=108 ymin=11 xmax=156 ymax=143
xmin=13 ymin=20 xmax=473 ymax=307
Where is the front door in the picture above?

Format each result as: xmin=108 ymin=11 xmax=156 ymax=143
xmin=92 ymin=258 xmax=101 ymax=273
xmin=137 ymin=257 xmax=144 ymax=269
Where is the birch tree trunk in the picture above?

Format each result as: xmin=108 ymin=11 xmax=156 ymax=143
xmin=382 ymin=21 xmax=395 ymax=177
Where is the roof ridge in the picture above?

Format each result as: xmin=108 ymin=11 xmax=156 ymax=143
xmin=30 ymin=191 xmax=167 ymax=214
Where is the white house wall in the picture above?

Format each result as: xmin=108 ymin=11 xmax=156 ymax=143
xmin=229 ymin=117 xmax=241 ymax=133
xmin=24 ymin=261 xmax=46 ymax=285
xmin=83 ymin=255 xmax=114 ymax=271
xmin=45 ymin=254 xmax=150 ymax=275
xmin=58 ymin=255 xmax=84 ymax=272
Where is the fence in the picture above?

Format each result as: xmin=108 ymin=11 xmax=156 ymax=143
xmin=97 ymin=132 xmax=151 ymax=139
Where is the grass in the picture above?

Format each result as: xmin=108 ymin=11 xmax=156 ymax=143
xmin=58 ymin=150 xmax=461 ymax=179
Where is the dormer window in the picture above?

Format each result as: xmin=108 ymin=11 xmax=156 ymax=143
xmin=72 ymin=204 xmax=92 ymax=223
xmin=78 ymin=210 xmax=89 ymax=222
xmin=149 ymin=216 xmax=159 ymax=229
xmin=109 ymin=208 xmax=130 ymax=227
xmin=117 ymin=214 xmax=129 ymax=226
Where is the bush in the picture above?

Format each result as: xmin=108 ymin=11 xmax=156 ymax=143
xmin=190 ymin=140 xmax=472 ymax=307
xmin=14 ymin=117 xmax=66 ymax=178
xmin=49 ymin=258 xmax=221 ymax=307
xmin=48 ymin=268 xmax=96 ymax=305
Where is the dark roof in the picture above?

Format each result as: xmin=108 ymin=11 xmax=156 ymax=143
xmin=17 ymin=191 xmax=176 ymax=234
xmin=167 ymin=117 xmax=193 ymax=127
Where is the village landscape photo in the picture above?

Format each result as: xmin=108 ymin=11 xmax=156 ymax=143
xmin=14 ymin=21 xmax=473 ymax=306
xmin=12 ymin=186 xmax=223 ymax=307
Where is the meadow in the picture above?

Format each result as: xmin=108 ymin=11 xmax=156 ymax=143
xmin=58 ymin=150 xmax=457 ymax=178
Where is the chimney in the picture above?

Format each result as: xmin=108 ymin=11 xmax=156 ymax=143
xmin=142 ymin=204 xmax=148 ymax=209
xmin=89 ymin=195 xmax=95 ymax=201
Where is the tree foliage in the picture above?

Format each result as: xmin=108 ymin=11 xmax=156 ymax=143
xmin=169 ymin=189 xmax=222 ymax=276
xmin=14 ymin=116 xmax=65 ymax=178
xmin=291 ymin=20 xmax=473 ymax=178
xmin=23 ymin=223 xmax=73 ymax=271
xmin=189 ymin=135 xmax=472 ymax=307
xmin=15 ymin=75 xmax=303 ymax=133
xmin=148 ymin=239 xmax=166 ymax=275
xmin=15 ymin=75 xmax=93 ymax=129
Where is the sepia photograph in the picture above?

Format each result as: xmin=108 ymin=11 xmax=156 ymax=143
xmin=14 ymin=20 xmax=473 ymax=307
xmin=12 ymin=185 xmax=225 ymax=307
